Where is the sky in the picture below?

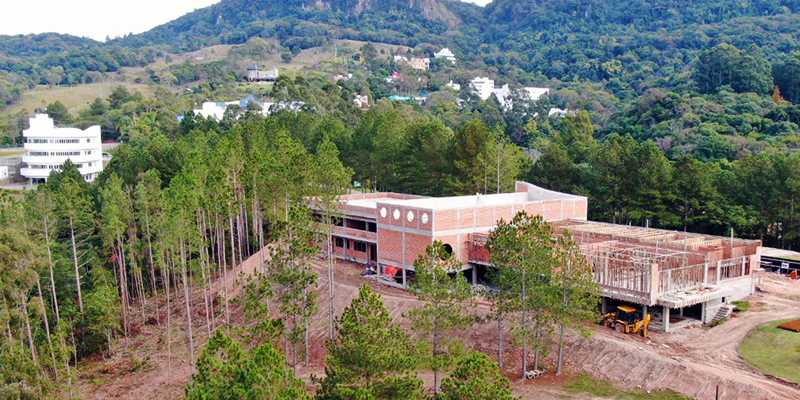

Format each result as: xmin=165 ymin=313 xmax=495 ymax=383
xmin=0 ymin=0 xmax=492 ymax=42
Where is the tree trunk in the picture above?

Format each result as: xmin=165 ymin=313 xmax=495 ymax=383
xmin=521 ymin=267 xmax=527 ymax=379
xmin=498 ymin=310 xmax=504 ymax=368
xmin=496 ymin=143 xmax=503 ymax=194
xmin=197 ymin=214 xmax=211 ymax=338
xmin=180 ymin=240 xmax=194 ymax=375
xmin=229 ymin=212 xmax=238 ymax=276
xmin=162 ymin=247 xmax=172 ymax=375
xmin=327 ymin=210 xmax=335 ymax=340
xmin=68 ymin=217 xmax=84 ymax=314
xmin=202 ymin=212 xmax=215 ymax=327
xmin=533 ymin=321 xmax=541 ymax=371
xmin=21 ymin=290 xmax=37 ymax=363
xmin=303 ymin=288 xmax=310 ymax=366
xmin=556 ymin=323 xmax=565 ymax=375
xmin=433 ymin=302 xmax=440 ymax=393
xmin=36 ymin=278 xmax=58 ymax=376
xmin=43 ymin=220 xmax=60 ymax=321
xmin=217 ymin=217 xmax=230 ymax=329
xmin=144 ymin=214 xmax=159 ymax=325
xmin=116 ymin=239 xmax=130 ymax=336
xmin=284 ymin=314 xmax=290 ymax=370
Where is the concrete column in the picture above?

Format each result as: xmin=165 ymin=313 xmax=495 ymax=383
xmin=601 ymin=297 xmax=607 ymax=314
xmin=663 ymin=306 xmax=670 ymax=333
xmin=402 ymin=268 xmax=407 ymax=288
xmin=741 ymin=256 xmax=746 ymax=277
xmin=716 ymin=260 xmax=722 ymax=283
xmin=701 ymin=303 xmax=706 ymax=323
xmin=471 ymin=266 xmax=477 ymax=286
xmin=703 ymin=262 xmax=709 ymax=284
xmin=679 ymin=307 xmax=684 ymax=317
xmin=343 ymin=239 xmax=347 ymax=259
xmin=642 ymin=305 xmax=648 ymax=319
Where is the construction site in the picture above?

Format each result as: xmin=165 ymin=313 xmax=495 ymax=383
xmin=326 ymin=181 xmax=762 ymax=333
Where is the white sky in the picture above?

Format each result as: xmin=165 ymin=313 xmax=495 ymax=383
xmin=0 ymin=0 xmax=492 ymax=42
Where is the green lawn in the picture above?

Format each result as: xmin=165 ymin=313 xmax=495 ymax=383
xmin=739 ymin=319 xmax=800 ymax=384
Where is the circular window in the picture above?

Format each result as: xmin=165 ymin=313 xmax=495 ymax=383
xmin=380 ymin=207 xmax=387 ymax=218
xmin=393 ymin=209 xmax=400 ymax=220
xmin=407 ymin=211 xmax=415 ymax=222
xmin=421 ymin=213 xmax=429 ymax=224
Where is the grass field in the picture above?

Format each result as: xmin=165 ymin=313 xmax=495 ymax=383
xmin=3 ymin=81 xmax=153 ymax=116
xmin=739 ymin=319 xmax=800 ymax=384
xmin=565 ymin=373 xmax=693 ymax=400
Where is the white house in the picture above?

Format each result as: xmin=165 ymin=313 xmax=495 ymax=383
xmin=433 ymin=48 xmax=457 ymax=63
xmin=246 ymin=65 xmax=279 ymax=82
xmin=193 ymin=95 xmax=303 ymax=120
xmin=21 ymin=114 xmax=103 ymax=183
xmin=445 ymin=80 xmax=461 ymax=91
xmin=469 ymin=77 xmax=549 ymax=108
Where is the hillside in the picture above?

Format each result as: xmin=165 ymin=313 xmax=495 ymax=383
xmin=112 ymin=0 xmax=483 ymax=51
xmin=0 ymin=33 xmax=101 ymax=57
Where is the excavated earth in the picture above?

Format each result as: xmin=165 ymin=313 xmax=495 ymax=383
xmin=79 ymin=247 xmax=800 ymax=399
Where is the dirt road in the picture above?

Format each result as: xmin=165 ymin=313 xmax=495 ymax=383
xmin=562 ymin=273 xmax=800 ymax=400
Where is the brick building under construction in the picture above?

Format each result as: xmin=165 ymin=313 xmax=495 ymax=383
xmin=322 ymin=181 xmax=761 ymax=332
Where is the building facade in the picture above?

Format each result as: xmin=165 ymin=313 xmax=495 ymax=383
xmin=246 ymin=65 xmax=279 ymax=82
xmin=320 ymin=182 xmax=588 ymax=284
xmin=319 ymin=181 xmax=762 ymax=333
xmin=433 ymin=48 xmax=457 ymax=63
xmin=21 ymin=114 xmax=103 ymax=183
xmin=192 ymin=95 xmax=303 ymax=120
xmin=470 ymin=77 xmax=550 ymax=108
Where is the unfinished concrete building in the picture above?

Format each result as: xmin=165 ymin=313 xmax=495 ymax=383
xmin=322 ymin=181 xmax=761 ymax=333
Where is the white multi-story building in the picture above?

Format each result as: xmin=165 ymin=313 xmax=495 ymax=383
xmin=469 ymin=77 xmax=549 ymax=108
xmin=193 ymin=95 xmax=303 ymax=121
xmin=433 ymin=48 xmax=457 ymax=63
xmin=21 ymin=114 xmax=103 ymax=183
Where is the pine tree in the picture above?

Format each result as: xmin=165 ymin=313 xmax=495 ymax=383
xmin=312 ymin=137 xmax=352 ymax=340
xmin=406 ymin=241 xmax=475 ymax=393
xmin=186 ymin=330 xmax=310 ymax=400
xmin=552 ymin=231 xmax=600 ymax=375
xmin=54 ymin=171 xmax=95 ymax=316
xmin=488 ymin=212 xmax=558 ymax=379
xmin=267 ymin=205 xmax=318 ymax=374
xmin=316 ymin=285 xmax=423 ymax=400
xmin=438 ymin=352 xmax=519 ymax=400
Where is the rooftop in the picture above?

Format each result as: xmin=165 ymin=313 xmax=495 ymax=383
xmin=343 ymin=183 xmax=585 ymax=211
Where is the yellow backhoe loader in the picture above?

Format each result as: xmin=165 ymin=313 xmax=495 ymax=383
xmin=599 ymin=305 xmax=651 ymax=337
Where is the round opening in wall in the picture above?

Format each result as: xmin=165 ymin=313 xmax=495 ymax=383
xmin=380 ymin=207 xmax=387 ymax=218
xmin=421 ymin=213 xmax=429 ymax=224
xmin=443 ymin=243 xmax=453 ymax=255
xmin=393 ymin=209 xmax=400 ymax=220
xmin=407 ymin=211 xmax=415 ymax=222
